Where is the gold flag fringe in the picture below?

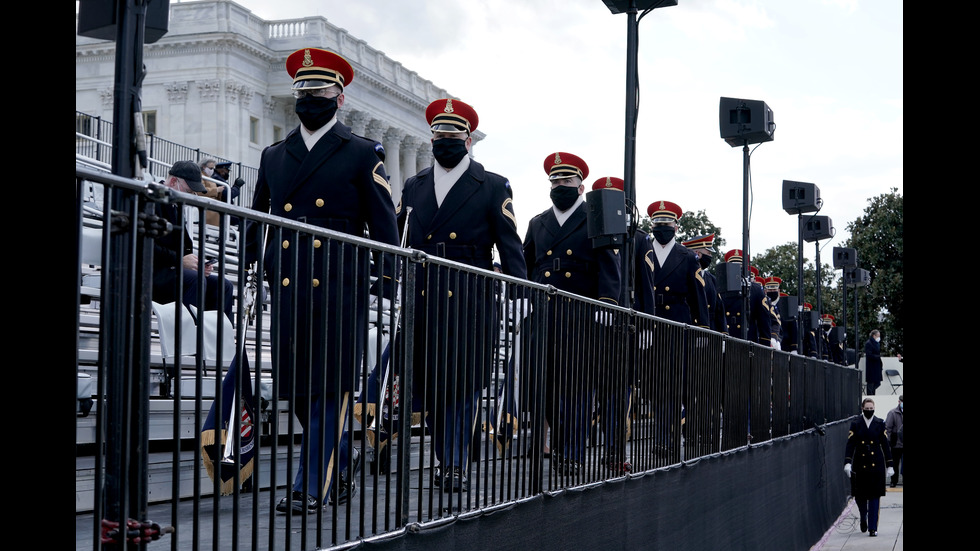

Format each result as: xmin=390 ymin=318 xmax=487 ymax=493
xmin=201 ymin=428 xmax=255 ymax=496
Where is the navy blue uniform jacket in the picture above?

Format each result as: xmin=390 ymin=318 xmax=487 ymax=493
xmin=245 ymin=122 xmax=400 ymax=398
xmin=650 ymin=242 xmax=709 ymax=328
xmin=524 ymin=203 xmax=621 ymax=304
xmin=396 ymin=160 xmax=527 ymax=399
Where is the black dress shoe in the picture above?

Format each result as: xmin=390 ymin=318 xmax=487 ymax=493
xmin=330 ymin=447 xmax=361 ymax=505
xmin=604 ymin=455 xmax=632 ymax=474
xmin=869 ymin=530 xmax=877 ymax=537
xmin=433 ymin=466 xmax=443 ymax=487
xmin=276 ymin=491 xmax=320 ymax=514
xmin=444 ymin=467 xmax=468 ymax=492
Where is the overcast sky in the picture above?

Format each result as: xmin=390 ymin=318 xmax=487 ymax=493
xmin=193 ymin=0 xmax=903 ymax=265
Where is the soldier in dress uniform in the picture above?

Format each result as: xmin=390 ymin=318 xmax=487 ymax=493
xmin=395 ymin=98 xmax=527 ymax=493
xmin=762 ymin=276 xmax=783 ymax=349
xmin=719 ymin=250 xmax=774 ymax=346
xmin=776 ymin=291 xmax=800 ymax=354
xmin=244 ymin=48 xmax=401 ymax=514
xmin=524 ymin=154 xmax=622 ymax=476
xmin=801 ymin=302 xmax=819 ymax=358
xmin=647 ymin=201 xmax=710 ymax=328
xmin=681 ymin=234 xmax=728 ymax=335
xmin=823 ymin=314 xmax=846 ymax=364
xmin=818 ymin=314 xmax=835 ymax=361
xmin=588 ymin=176 xmax=652 ymax=473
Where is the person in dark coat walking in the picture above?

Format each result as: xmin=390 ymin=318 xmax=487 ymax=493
xmin=681 ymin=234 xmax=728 ymax=335
xmin=588 ymin=176 xmax=652 ymax=474
xmin=864 ymin=329 xmax=883 ymax=394
xmin=884 ymin=395 xmax=903 ymax=487
xmin=245 ymin=48 xmax=400 ymax=513
xmin=524 ymin=153 xmax=621 ymax=476
xmin=720 ymin=250 xmax=773 ymax=346
xmin=844 ymin=398 xmax=895 ymax=536
xmin=396 ymin=98 xmax=527 ymax=493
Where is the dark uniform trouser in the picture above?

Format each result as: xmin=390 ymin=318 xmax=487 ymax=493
xmin=856 ymin=496 xmax=881 ymax=532
xmin=292 ymin=393 xmax=353 ymax=500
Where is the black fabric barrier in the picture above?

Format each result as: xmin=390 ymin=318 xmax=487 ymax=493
xmin=355 ymin=420 xmax=851 ymax=551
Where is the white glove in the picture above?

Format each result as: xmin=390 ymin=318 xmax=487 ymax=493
xmin=886 ymin=467 xmax=894 ymax=477
xmin=595 ymin=310 xmax=614 ymax=326
xmin=844 ymin=463 xmax=852 ymax=476
xmin=771 ymin=339 xmax=781 ymax=351
xmin=790 ymin=350 xmax=799 ymax=355
xmin=721 ymin=340 xmax=726 ymax=354
xmin=369 ymin=296 xmax=393 ymax=312
xmin=507 ymin=298 xmax=532 ymax=320
xmin=639 ymin=330 xmax=653 ymax=350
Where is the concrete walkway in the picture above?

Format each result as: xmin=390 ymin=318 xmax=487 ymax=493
xmin=811 ymin=482 xmax=903 ymax=551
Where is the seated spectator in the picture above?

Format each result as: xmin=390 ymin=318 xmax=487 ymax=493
xmin=152 ymin=160 xmax=234 ymax=319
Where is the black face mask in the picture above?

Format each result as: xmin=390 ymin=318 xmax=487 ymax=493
xmin=550 ymin=185 xmax=580 ymax=211
xmin=432 ymin=138 xmax=468 ymax=168
xmin=651 ymin=225 xmax=675 ymax=245
xmin=295 ymin=95 xmax=338 ymax=131
xmin=863 ymin=409 xmax=874 ymax=419
xmin=767 ymin=292 xmax=779 ymax=302
xmin=698 ymin=254 xmax=712 ymax=270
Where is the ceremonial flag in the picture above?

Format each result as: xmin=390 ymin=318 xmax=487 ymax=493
xmin=201 ymin=352 xmax=257 ymax=495
xmin=488 ymin=330 xmax=521 ymax=456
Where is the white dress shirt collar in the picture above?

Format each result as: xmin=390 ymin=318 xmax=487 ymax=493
xmin=553 ymin=195 xmax=585 ymax=226
xmin=300 ymin=117 xmax=338 ymax=151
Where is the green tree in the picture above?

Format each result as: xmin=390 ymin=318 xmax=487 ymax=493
xmin=843 ymin=188 xmax=903 ymax=354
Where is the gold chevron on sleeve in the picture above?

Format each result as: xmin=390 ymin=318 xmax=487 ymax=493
xmin=373 ymin=162 xmax=391 ymax=195
xmin=501 ymin=198 xmax=517 ymax=228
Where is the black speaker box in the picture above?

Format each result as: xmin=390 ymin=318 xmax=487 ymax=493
xmin=602 ymin=0 xmax=677 ymax=14
xmin=844 ymin=268 xmax=870 ymax=287
xmin=802 ymin=215 xmax=833 ymax=242
xmin=801 ymin=310 xmax=820 ymax=332
xmin=776 ymin=295 xmax=799 ymax=320
xmin=586 ymin=189 xmax=627 ymax=248
xmin=77 ymin=0 xmax=171 ymax=44
xmin=782 ymin=180 xmax=821 ymax=214
xmin=833 ymin=247 xmax=857 ymax=268
xmin=715 ymin=262 xmax=743 ymax=295
xmin=719 ymin=97 xmax=775 ymax=147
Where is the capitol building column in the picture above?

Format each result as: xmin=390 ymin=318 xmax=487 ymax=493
xmin=382 ymin=127 xmax=405 ymax=206
xmin=415 ymin=140 xmax=432 ymax=176
xmin=347 ymin=110 xmax=370 ymax=137
xmin=399 ymin=135 xmax=422 ymax=191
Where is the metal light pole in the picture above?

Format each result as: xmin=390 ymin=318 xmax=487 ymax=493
xmin=602 ymin=0 xmax=678 ymax=305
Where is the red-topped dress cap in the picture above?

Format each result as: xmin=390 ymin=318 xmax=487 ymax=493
xmin=724 ymin=249 xmax=744 ymax=263
xmin=543 ymin=152 xmax=589 ymax=181
xmin=765 ymin=276 xmax=782 ymax=290
xmin=647 ymin=200 xmax=682 ymax=221
xmin=426 ymin=98 xmax=479 ymax=134
xmin=286 ymin=48 xmax=354 ymax=90
xmin=748 ymin=265 xmax=759 ymax=277
xmin=591 ymin=176 xmax=624 ymax=191
xmin=681 ymin=234 xmax=716 ymax=251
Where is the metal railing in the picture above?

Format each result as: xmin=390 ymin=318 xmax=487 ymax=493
xmin=74 ymin=167 xmax=861 ymax=550
xmin=75 ymin=111 xmax=259 ymax=205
